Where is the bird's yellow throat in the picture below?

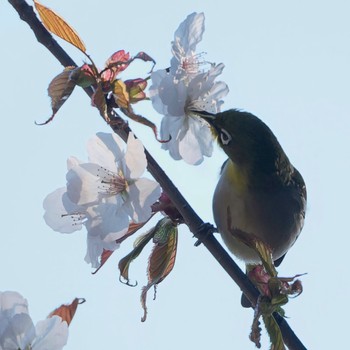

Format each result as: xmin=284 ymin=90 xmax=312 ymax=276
xmin=223 ymin=159 xmax=249 ymax=195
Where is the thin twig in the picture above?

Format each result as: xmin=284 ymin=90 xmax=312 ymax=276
xmin=8 ymin=1 xmax=307 ymax=349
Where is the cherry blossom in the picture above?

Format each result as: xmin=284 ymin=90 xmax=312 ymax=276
xmin=149 ymin=12 xmax=229 ymax=165
xmin=0 ymin=291 xmax=68 ymax=350
xmin=43 ymin=133 xmax=161 ymax=268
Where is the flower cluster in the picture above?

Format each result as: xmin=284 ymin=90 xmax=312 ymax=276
xmin=0 ymin=291 xmax=68 ymax=350
xmin=43 ymin=132 xmax=161 ymax=268
xmin=149 ymin=12 xmax=229 ymax=165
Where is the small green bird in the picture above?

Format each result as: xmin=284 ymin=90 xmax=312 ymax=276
xmin=194 ymin=109 xmax=306 ymax=268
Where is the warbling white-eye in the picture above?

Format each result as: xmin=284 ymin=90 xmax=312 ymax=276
xmin=194 ymin=109 xmax=306 ymax=272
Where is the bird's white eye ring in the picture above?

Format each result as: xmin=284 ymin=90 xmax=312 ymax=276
xmin=220 ymin=128 xmax=232 ymax=145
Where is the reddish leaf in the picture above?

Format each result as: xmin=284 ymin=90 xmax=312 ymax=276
xmin=141 ymin=218 xmax=178 ymax=322
xmin=151 ymin=192 xmax=184 ymax=222
xmin=34 ymin=1 xmax=86 ymax=53
xmin=36 ymin=67 xmax=76 ymax=125
xmin=102 ymin=50 xmax=131 ymax=83
xmin=105 ymin=50 xmax=131 ymax=68
xmin=102 ymin=51 xmax=155 ymax=85
xmin=48 ymin=297 xmax=85 ymax=326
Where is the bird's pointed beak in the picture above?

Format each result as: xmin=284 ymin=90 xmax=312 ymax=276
xmin=189 ymin=109 xmax=216 ymax=125
xmin=189 ymin=110 xmax=221 ymax=139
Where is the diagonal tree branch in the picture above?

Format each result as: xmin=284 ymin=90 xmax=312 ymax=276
xmin=8 ymin=1 xmax=307 ymax=349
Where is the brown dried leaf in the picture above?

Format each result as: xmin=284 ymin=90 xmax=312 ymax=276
xmin=37 ymin=67 xmax=76 ymax=125
xmin=112 ymin=80 xmax=129 ymax=109
xmin=250 ymin=307 xmax=262 ymax=348
xmin=48 ymin=297 xmax=85 ymax=326
xmin=151 ymin=231 xmax=177 ymax=283
xmin=141 ymin=218 xmax=178 ymax=322
xmin=34 ymin=1 xmax=86 ymax=53
xmin=118 ymin=228 xmax=156 ymax=286
xmin=91 ymin=84 xmax=108 ymax=121
xmin=48 ymin=67 xmax=76 ymax=109
xmin=121 ymin=107 xmax=169 ymax=143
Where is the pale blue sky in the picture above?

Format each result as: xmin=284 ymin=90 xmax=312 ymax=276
xmin=1 ymin=0 xmax=350 ymax=349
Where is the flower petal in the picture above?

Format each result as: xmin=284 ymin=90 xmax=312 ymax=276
xmin=124 ymin=178 xmax=161 ymax=223
xmin=31 ymin=316 xmax=68 ymax=350
xmin=86 ymin=202 xmax=129 ymax=243
xmin=66 ymin=156 xmax=82 ymax=171
xmin=161 ymin=115 xmax=189 ymax=161
xmin=172 ymin=12 xmax=205 ymax=57
xmin=178 ymin=116 xmax=213 ymax=165
xmin=0 ymin=292 xmax=33 ymax=349
xmin=148 ymin=13 xmax=229 ymax=166
xmin=0 ymin=291 xmax=29 ymax=317
xmin=205 ymin=81 xmax=229 ymax=113
xmin=149 ymin=70 xmax=170 ymax=115
xmin=162 ymin=78 xmax=187 ymax=117
xmin=43 ymin=188 xmax=85 ymax=233
xmin=0 ymin=313 xmax=35 ymax=350
xmin=84 ymin=236 xmax=104 ymax=268
xmin=87 ymin=132 xmax=124 ymax=170
xmin=66 ymin=163 xmax=101 ymax=206
xmin=187 ymin=64 xmax=224 ymax=100
xmin=124 ymin=133 xmax=147 ymax=180
xmin=150 ymin=71 xmax=187 ymax=117
xmin=84 ymin=235 xmax=120 ymax=269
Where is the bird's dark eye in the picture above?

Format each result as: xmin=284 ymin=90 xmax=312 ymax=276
xmin=220 ymin=128 xmax=232 ymax=145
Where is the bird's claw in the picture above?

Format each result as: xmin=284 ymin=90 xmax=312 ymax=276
xmin=194 ymin=222 xmax=217 ymax=246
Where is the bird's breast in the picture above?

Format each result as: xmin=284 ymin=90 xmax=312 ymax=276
xmin=213 ymin=159 xmax=303 ymax=263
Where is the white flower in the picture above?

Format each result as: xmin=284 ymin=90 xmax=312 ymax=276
xmin=0 ymin=291 xmax=68 ymax=350
xmin=149 ymin=12 xmax=229 ymax=165
xmin=43 ymin=132 xmax=161 ymax=268
xmin=170 ymin=12 xmax=205 ymax=82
